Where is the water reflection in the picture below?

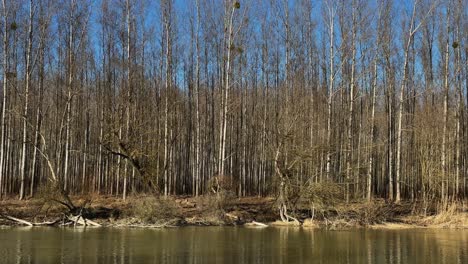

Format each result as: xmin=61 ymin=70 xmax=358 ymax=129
xmin=0 ymin=227 xmax=466 ymax=264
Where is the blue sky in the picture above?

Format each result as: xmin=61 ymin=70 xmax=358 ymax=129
xmin=76 ymin=0 xmax=450 ymax=91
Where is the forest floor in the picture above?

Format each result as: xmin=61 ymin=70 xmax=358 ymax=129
xmin=1 ymin=195 xmax=467 ymax=229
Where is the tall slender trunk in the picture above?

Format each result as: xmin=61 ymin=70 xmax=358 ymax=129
xmin=219 ymin=3 xmax=236 ymax=175
xmin=345 ymin=2 xmax=356 ymax=203
xmin=454 ymin=10 xmax=462 ymax=197
xmin=64 ymin=0 xmax=75 ymax=192
xmin=30 ymin=107 xmax=41 ymax=197
xmin=0 ymin=0 xmax=9 ymax=199
xmin=163 ymin=0 xmax=172 ymax=196
xmin=97 ymin=102 xmax=103 ymax=194
xmin=116 ymin=127 xmax=122 ymax=195
xmin=194 ymin=0 xmax=201 ymax=196
xmin=283 ymin=0 xmax=290 ymax=114
xmin=396 ymin=13 xmax=417 ymax=203
xmin=396 ymin=51 xmax=409 ymax=203
xmin=441 ymin=6 xmax=450 ymax=201
xmin=326 ymin=5 xmax=335 ymax=179
xmin=367 ymin=59 xmax=377 ymax=201
xmin=19 ymin=0 xmax=34 ymax=200
xmin=30 ymin=9 xmax=46 ymax=197
xmin=82 ymin=108 xmax=89 ymax=193
xmin=123 ymin=0 xmax=132 ymax=200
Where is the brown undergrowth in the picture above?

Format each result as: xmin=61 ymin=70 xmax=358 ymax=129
xmin=1 ymin=195 xmax=466 ymax=229
xmin=402 ymin=201 xmax=468 ymax=229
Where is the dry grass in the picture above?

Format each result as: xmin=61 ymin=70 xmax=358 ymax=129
xmin=1 ymin=195 xmax=467 ymax=229
xmin=302 ymin=218 xmax=319 ymax=228
xmin=396 ymin=201 xmax=468 ymax=229
xmin=419 ymin=203 xmax=468 ymax=228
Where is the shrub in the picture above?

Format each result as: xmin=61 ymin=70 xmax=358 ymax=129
xmin=36 ymin=182 xmax=76 ymax=211
xmin=358 ymin=202 xmax=393 ymax=225
xmin=205 ymin=175 xmax=237 ymax=212
xmin=300 ymin=181 xmax=344 ymax=219
xmin=207 ymin=175 xmax=237 ymax=194
xmin=130 ymin=196 xmax=180 ymax=223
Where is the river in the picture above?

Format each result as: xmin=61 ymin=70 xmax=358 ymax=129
xmin=0 ymin=226 xmax=466 ymax=263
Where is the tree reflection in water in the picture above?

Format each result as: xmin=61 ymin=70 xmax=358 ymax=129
xmin=0 ymin=227 xmax=466 ymax=264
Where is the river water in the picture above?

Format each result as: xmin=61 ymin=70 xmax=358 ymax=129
xmin=0 ymin=226 xmax=466 ymax=263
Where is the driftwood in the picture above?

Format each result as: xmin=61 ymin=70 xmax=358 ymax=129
xmin=251 ymin=221 xmax=268 ymax=227
xmin=68 ymin=215 xmax=102 ymax=227
xmin=34 ymin=219 xmax=61 ymax=226
xmin=0 ymin=214 xmax=60 ymax=226
xmin=0 ymin=213 xmax=100 ymax=227
xmin=1 ymin=215 xmax=33 ymax=226
xmin=112 ymin=221 xmax=175 ymax=228
xmin=244 ymin=221 xmax=268 ymax=227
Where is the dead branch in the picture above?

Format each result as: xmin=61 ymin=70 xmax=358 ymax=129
xmin=0 ymin=214 xmax=33 ymax=226
xmin=0 ymin=214 xmax=60 ymax=226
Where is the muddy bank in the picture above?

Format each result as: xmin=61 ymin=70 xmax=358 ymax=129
xmin=0 ymin=195 xmax=277 ymax=228
xmin=1 ymin=196 xmax=466 ymax=229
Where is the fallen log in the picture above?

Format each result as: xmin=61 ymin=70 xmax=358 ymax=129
xmin=33 ymin=219 xmax=61 ymax=226
xmin=68 ymin=215 xmax=102 ymax=227
xmin=244 ymin=221 xmax=268 ymax=227
xmin=0 ymin=215 xmax=33 ymax=226
xmin=112 ymin=220 xmax=174 ymax=228
xmin=82 ymin=218 xmax=101 ymax=227
xmin=0 ymin=213 xmax=102 ymax=227
xmin=0 ymin=214 xmax=61 ymax=227
xmin=251 ymin=221 xmax=268 ymax=227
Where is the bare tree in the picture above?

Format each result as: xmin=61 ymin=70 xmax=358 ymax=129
xmin=19 ymin=0 xmax=34 ymax=200
xmin=396 ymin=0 xmax=436 ymax=203
xmin=0 ymin=0 xmax=8 ymax=198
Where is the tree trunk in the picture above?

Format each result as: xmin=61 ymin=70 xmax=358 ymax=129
xmin=367 ymin=59 xmax=377 ymax=201
xmin=0 ymin=0 xmax=9 ymax=199
xmin=19 ymin=0 xmax=34 ymax=200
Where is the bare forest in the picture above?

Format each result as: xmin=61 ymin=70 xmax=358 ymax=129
xmin=0 ymin=0 xmax=467 ymax=212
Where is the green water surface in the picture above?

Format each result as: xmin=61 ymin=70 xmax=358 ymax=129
xmin=0 ymin=226 xmax=466 ymax=263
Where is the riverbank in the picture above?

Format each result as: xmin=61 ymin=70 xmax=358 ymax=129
xmin=1 ymin=195 xmax=467 ymax=229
